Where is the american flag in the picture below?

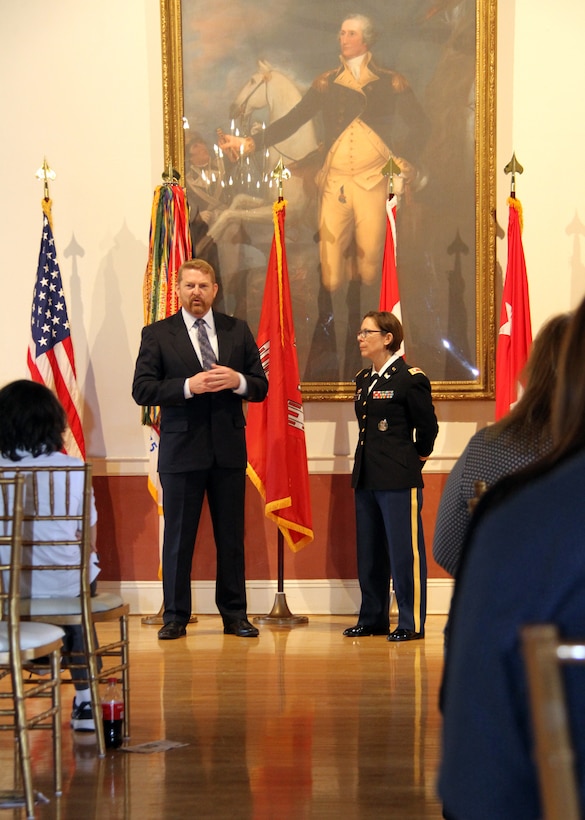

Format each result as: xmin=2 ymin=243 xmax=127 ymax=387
xmin=27 ymin=201 xmax=86 ymax=459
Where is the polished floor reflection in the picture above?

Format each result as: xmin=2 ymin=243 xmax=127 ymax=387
xmin=1 ymin=614 xmax=448 ymax=818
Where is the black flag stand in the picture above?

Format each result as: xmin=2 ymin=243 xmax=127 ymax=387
xmin=253 ymin=530 xmax=309 ymax=627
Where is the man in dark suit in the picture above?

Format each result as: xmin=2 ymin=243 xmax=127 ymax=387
xmin=344 ymin=311 xmax=438 ymax=642
xmin=132 ymin=258 xmax=268 ymax=639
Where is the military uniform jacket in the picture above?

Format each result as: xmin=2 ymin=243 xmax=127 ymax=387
xmin=253 ymin=54 xmax=430 ymax=166
xmin=132 ymin=310 xmax=268 ymax=473
xmin=352 ymin=358 xmax=438 ymax=490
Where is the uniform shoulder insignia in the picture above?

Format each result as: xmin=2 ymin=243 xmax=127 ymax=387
xmin=367 ymin=62 xmax=410 ymax=93
xmin=355 ymin=367 xmax=369 ymax=379
xmin=408 ymin=366 xmax=426 ymax=376
xmin=313 ymin=69 xmax=336 ymax=93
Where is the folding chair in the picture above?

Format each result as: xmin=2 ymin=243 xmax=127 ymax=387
xmin=521 ymin=623 xmax=585 ymax=820
xmin=0 ymin=464 xmax=130 ymax=758
xmin=0 ymin=472 xmax=64 ymax=818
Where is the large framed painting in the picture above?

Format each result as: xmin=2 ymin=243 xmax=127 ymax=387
xmin=160 ymin=0 xmax=496 ymax=399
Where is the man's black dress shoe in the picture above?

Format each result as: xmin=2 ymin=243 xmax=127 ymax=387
xmin=343 ymin=624 xmax=389 ymax=637
xmin=387 ymin=628 xmax=424 ymax=642
xmin=223 ymin=619 xmax=259 ymax=638
xmin=158 ymin=621 xmax=187 ymax=640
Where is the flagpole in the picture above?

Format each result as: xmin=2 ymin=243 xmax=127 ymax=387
xmin=504 ymin=152 xmax=524 ymax=198
xmin=496 ymin=153 xmax=531 ymax=420
xmin=140 ymin=165 xmax=197 ymax=626
xmin=35 ymin=157 xmax=56 ymax=201
xmin=254 ymin=530 xmax=309 ymax=626
xmin=381 ymin=156 xmax=401 ymax=196
xmin=31 ymin=160 xmax=87 ymax=461
xmin=253 ymin=160 xmax=308 ymax=628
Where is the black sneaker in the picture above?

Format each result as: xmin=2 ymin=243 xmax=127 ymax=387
xmin=71 ymin=699 xmax=95 ymax=732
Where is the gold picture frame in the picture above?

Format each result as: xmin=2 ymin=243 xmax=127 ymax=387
xmin=160 ymin=0 xmax=496 ymax=400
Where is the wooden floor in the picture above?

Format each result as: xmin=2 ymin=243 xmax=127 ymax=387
xmin=2 ymin=614 xmax=448 ymax=819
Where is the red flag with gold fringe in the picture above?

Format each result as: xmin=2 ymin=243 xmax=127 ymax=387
xmin=379 ymin=193 xmax=405 ymax=355
xmin=246 ymin=199 xmax=313 ymax=551
xmin=495 ymin=196 xmax=532 ymax=420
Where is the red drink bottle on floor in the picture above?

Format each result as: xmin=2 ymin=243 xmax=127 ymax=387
xmin=101 ymin=678 xmax=124 ymax=749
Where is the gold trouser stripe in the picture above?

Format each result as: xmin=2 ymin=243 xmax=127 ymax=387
xmin=410 ymin=487 xmax=421 ymax=633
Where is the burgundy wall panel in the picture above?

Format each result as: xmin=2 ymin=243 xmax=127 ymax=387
xmin=94 ymin=473 xmax=450 ymax=582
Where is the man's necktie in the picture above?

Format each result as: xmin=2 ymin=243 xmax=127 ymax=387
xmin=195 ymin=318 xmax=216 ymax=371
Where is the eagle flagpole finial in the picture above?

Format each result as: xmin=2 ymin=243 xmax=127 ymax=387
xmin=35 ymin=157 xmax=56 ymax=200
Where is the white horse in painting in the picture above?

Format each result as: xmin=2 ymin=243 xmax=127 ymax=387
xmin=207 ymin=60 xmax=319 ymax=242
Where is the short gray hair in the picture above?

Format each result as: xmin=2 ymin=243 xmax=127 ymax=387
xmin=342 ymin=14 xmax=377 ymax=48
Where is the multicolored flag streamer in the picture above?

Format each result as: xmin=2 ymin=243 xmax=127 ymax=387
xmin=142 ymin=182 xmax=192 ymax=509
xmin=495 ymin=196 xmax=532 ymax=419
xmin=246 ymin=199 xmax=313 ymax=551
xmin=379 ymin=193 xmax=405 ymax=355
xmin=27 ymin=199 xmax=86 ymax=460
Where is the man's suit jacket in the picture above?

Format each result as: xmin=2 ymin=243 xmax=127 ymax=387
xmin=132 ymin=310 xmax=268 ymax=473
xmin=352 ymin=358 xmax=438 ymax=491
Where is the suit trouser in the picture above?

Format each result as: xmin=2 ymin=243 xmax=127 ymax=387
xmin=354 ymin=487 xmax=427 ymax=634
xmin=160 ymin=467 xmax=247 ymax=626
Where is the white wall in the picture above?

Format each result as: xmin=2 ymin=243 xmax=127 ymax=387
xmin=1 ymin=1 xmax=585 ymax=474
xmin=510 ymin=2 xmax=585 ymax=319
xmin=490 ymin=0 xmax=585 ymax=439
xmin=0 ymin=0 xmax=162 ymax=464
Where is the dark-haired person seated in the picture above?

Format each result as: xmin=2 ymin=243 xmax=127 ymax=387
xmin=433 ymin=311 xmax=571 ymax=578
xmin=0 ymin=379 xmax=99 ymax=732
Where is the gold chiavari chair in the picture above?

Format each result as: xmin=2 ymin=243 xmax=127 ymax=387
xmin=0 ymin=472 xmax=64 ymax=818
xmin=521 ymin=623 xmax=585 ymax=820
xmin=0 ymin=464 xmax=130 ymax=758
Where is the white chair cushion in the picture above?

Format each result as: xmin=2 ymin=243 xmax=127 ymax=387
xmin=0 ymin=621 xmax=65 ymax=652
xmin=20 ymin=592 xmax=125 ymax=617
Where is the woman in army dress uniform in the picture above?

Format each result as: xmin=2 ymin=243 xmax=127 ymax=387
xmin=343 ymin=311 xmax=438 ymax=641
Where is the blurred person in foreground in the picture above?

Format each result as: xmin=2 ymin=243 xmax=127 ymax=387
xmin=439 ymin=296 xmax=585 ymax=819
xmin=433 ymin=311 xmax=572 ymax=577
xmin=343 ymin=311 xmax=438 ymax=642
xmin=0 ymin=379 xmax=99 ymax=732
